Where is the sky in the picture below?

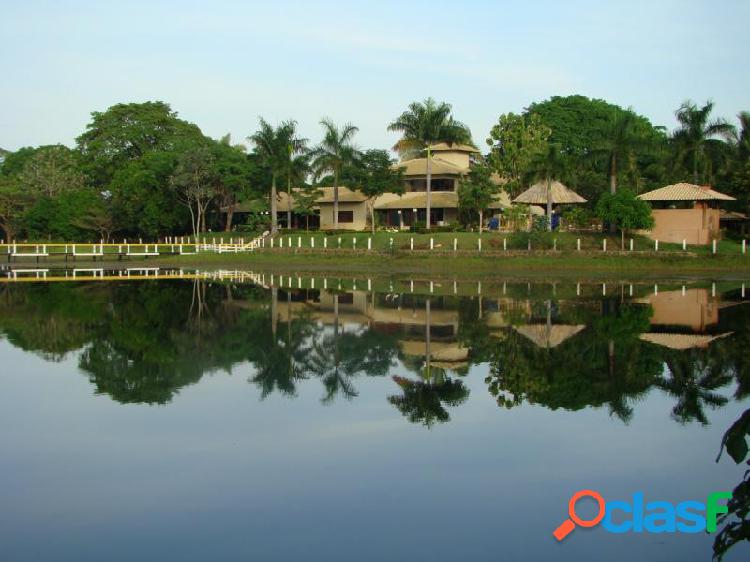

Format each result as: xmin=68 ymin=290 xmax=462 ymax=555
xmin=1 ymin=0 xmax=749 ymax=153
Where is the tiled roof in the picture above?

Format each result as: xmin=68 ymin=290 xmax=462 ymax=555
xmin=638 ymin=332 xmax=733 ymax=349
xmin=637 ymin=183 xmax=735 ymax=202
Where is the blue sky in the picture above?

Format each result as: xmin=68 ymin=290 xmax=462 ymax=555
xmin=1 ymin=0 xmax=748 ymax=152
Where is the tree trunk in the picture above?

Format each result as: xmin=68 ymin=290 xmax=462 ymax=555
xmin=621 ymin=228 xmax=625 ymax=251
xmin=370 ymin=200 xmax=375 ymax=234
xmin=425 ymin=298 xmax=431 ymax=380
xmin=426 ymin=146 xmax=432 ymax=230
xmin=271 ymin=286 xmax=278 ymax=337
xmin=1 ymin=223 xmax=14 ymax=243
xmin=333 ymin=170 xmax=339 ymax=229
xmin=609 ymin=154 xmax=617 ymax=233
xmin=287 ymin=177 xmax=292 ymax=230
xmin=546 ymin=175 xmax=553 ymax=232
xmin=479 ymin=209 xmax=483 ymax=234
xmin=271 ymin=175 xmax=278 ymax=235
xmin=225 ymin=205 xmax=234 ymax=232
xmin=693 ymin=147 xmax=700 ymax=184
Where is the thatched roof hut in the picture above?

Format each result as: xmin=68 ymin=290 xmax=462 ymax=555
xmin=513 ymin=181 xmax=587 ymax=205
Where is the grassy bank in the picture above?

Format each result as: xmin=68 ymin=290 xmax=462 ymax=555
xmin=4 ymin=232 xmax=750 ymax=279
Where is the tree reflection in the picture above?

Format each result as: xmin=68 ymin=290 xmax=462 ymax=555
xmin=388 ymin=299 xmax=469 ymax=427
xmin=655 ymin=349 xmax=732 ymax=425
xmin=485 ymin=300 xmax=662 ymax=422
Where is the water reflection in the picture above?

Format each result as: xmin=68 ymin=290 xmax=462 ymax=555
xmin=2 ymin=273 xmax=750 ymax=560
xmin=1 ymin=277 xmax=748 ymax=424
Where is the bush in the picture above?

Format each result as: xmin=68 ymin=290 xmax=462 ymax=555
xmin=508 ymin=230 xmax=556 ymax=250
xmin=563 ymin=206 xmax=594 ymax=230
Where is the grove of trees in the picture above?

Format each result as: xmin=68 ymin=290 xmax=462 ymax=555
xmin=1 ymin=96 xmax=748 ymax=241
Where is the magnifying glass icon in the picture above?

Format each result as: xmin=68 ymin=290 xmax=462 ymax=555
xmin=553 ymin=490 xmax=606 ymax=541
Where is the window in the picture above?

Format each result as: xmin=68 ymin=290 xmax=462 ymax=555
xmin=338 ymin=211 xmax=354 ymax=223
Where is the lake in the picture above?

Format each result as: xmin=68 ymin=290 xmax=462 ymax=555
xmin=0 ymin=269 xmax=749 ymax=561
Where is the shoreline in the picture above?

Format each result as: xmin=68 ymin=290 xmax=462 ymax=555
xmin=3 ymin=250 xmax=750 ymax=281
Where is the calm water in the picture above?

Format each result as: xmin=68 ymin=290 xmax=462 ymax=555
xmin=1 ymin=271 xmax=749 ymax=561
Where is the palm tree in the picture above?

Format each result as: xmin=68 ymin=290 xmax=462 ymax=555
xmin=597 ymin=110 xmax=643 ymax=195
xmin=284 ymin=151 xmax=310 ymax=229
xmin=387 ymin=98 xmax=472 ymax=229
xmin=309 ymin=119 xmax=359 ymax=229
xmin=733 ymin=111 xmax=750 ymax=162
xmin=673 ymin=100 xmax=736 ymax=184
xmin=248 ymin=118 xmax=306 ymax=234
xmin=529 ymin=143 xmax=566 ymax=231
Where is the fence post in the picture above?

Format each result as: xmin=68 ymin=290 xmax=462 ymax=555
xmin=528 ymin=239 xmax=531 ymax=252
xmin=553 ymin=238 xmax=557 ymax=251
xmin=629 ymin=238 xmax=634 ymax=252
xmin=430 ymin=238 xmax=434 ymax=251
xmin=743 ymin=239 xmax=746 ymax=254
xmin=682 ymin=239 xmax=686 ymax=251
xmin=271 ymin=237 xmax=275 ymax=249
xmin=311 ymin=237 xmax=315 ymax=248
xmin=298 ymin=236 xmax=301 ymax=248
xmin=367 ymin=237 xmax=371 ymax=251
xmin=712 ymin=239 xmax=717 ymax=255
xmin=338 ymin=237 xmax=341 ymax=248
xmin=453 ymin=238 xmax=457 ymax=252
xmin=655 ymin=240 xmax=659 ymax=252
xmin=353 ymin=237 xmax=357 ymax=249
xmin=603 ymin=239 xmax=607 ymax=252
xmin=324 ymin=237 xmax=327 ymax=249
xmin=390 ymin=238 xmax=394 ymax=250
xmin=503 ymin=238 xmax=507 ymax=251
xmin=576 ymin=238 xmax=581 ymax=252
xmin=477 ymin=238 xmax=482 ymax=252
xmin=410 ymin=237 xmax=414 ymax=251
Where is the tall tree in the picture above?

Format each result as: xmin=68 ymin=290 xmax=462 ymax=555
xmin=169 ymin=145 xmax=216 ymax=236
xmin=388 ymin=98 xmax=472 ymax=229
xmin=458 ymin=160 xmax=498 ymax=234
xmin=310 ymin=118 xmax=359 ymax=229
xmin=248 ymin=118 xmax=305 ymax=235
xmin=76 ymin=101 xmax=204 ymax=186
xmin=486 ymin=112 xmax=549 ymax=197
xmin=0 ymin=176 xmax=29 ymax=241
xmin=284 ymin=151 xmax=310 ymax=229
xmin=16 ymin=145 xmax=85 ymax=197
xmin=673 ymin=100 xmax=736 ymax=184
xmin=529 ymin=144 xmax=567 ymax=231
xmin=346 ymin=149 xmax=404 ymax=233
xmin=211 ymin=136 xmax=254 ymax=232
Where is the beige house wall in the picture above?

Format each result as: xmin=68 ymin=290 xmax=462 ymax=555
xmin=643 ymin=207 xmax=721 ymax=245
xmin=643 ymin=289 xmax=718 ymax=331
xmin=319 ymin=201 xmax=368 ymax=230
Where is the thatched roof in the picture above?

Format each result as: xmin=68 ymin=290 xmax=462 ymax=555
xmin=394 ymin=156 xmax=466 ymax=177
xmin=514 ymin=324 xmax=585 ymax=348
xmin=487 ymin=191 xmax=512 ymax=209
xmin=639 ymin=332 xmax=733 ymax=350
xmin=513 ymin=181 xmax=587 ymax=205
xmin=637 ymin=183 xmax=735 ymax=202
xmin=374 ymin=191 xmax=459 ymax=210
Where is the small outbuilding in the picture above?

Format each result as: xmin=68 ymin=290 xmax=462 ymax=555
xmin=513 ymin=180 xmax=588 ymax=207
xmin=637 ymin=183 xmax=736 ymax=245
